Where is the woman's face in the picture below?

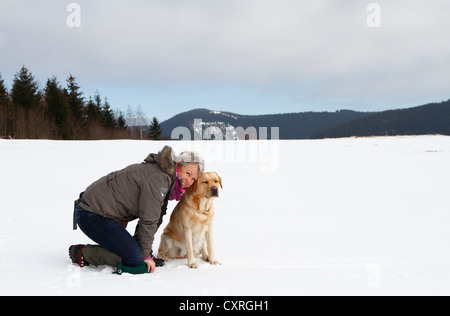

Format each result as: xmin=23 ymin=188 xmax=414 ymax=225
xmin=177 ymin=163 xmax=199 ymax=188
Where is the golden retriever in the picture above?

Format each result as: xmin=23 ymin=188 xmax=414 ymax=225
xmin=158 ymin=172 xmax=222 ymax=268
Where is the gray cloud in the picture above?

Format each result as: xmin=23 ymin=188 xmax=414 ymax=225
xmin=1 ymin=0 xmax=449 ymax=116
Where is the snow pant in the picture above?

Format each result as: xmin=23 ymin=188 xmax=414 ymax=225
xmin=75 ymin=206 xmax=143 ymax=267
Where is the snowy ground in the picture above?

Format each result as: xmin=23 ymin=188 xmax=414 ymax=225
xmin=0 ymin=136 xmax=449 ymax=296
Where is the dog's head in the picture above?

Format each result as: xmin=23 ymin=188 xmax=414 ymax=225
xmin=191 ymin=172 xmax=223 ymax=198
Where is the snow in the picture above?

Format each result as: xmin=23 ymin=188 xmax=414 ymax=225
xmin=210 ymin=110 xmax=239 ymax=120
xmin=193 ymin=119 xmax=239 ymax=140
xmin=0 ymin=136 xmax=450 ymax=296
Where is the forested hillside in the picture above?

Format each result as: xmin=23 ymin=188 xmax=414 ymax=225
xmin=160 ymin=109 xmax=372 ymax=139
xmin=311 ymin=100 xmax=450 ymax=139
xmin=0 ymin=66 xmax=127 ymax=140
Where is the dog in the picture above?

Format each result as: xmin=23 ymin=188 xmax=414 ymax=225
xmin=158 ymin=172 xmax=222 ymax=268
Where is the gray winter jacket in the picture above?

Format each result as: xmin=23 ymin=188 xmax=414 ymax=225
xmin=79 ymin=146 xmax=176 ymax=257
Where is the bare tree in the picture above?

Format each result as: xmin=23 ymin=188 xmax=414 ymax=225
xmin=135 ymin=105 xmax=147 ymax=140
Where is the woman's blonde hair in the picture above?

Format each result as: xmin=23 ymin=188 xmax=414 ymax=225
xmin=175 ymin=151 xmax=205 ymax=176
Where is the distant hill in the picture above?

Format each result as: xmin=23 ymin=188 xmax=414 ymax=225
xmin=159 ymin=99 xmax=450 ymax=140
xmin=160 ymin=109 xmax=372 ymax=140
xmin=311 ymin=99 xmax=450 ymax=139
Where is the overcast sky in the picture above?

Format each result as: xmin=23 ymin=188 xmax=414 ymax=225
xmin=1 ymin=0 xmax=449 ymax=121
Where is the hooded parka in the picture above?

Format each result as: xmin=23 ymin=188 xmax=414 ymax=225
xmin=79 ymin=146 xmax=176 ymax=257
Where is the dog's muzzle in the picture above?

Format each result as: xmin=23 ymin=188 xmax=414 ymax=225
xmin=211 ymin=187 xmax=219 ymax=197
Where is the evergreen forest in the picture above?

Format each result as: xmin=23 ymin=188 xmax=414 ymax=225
xmin=0 ymin=66 xmax=162 ymax=140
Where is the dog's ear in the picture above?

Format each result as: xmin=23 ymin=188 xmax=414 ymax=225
xmin=191 ymin=178 xmax=199 ymax=191
xmin=185 ymin=177 xmax=198 ymax=195
xmin=215 ymin=172 xmax=223 ymax=189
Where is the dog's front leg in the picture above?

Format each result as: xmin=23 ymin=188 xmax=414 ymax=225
xmin=184 ymin=228 xmax=198 ymax=268
xmin=205 ymin=224 xmax=219 ymax=265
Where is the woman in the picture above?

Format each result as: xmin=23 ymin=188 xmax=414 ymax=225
xmin=69 ymin=146 xmax=205 ymax=273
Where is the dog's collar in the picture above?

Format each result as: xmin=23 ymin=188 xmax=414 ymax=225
xmin=182 ymin=198 xmax=211 ymax=215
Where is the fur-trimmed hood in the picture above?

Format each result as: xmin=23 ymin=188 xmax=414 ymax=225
xmin=144 ymin=146 xmax=176 ymax=176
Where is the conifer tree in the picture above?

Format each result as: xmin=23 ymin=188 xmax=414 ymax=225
xmin=85 ymin=95 xmax=101 ymax=124
xmin=148 ymin=116 xmax=162 ymax=140
xmin=116 ymin=111 xmax=127 ymax=129
xmin=10 ymin=66 xmax=44 ymax=138
xmin=11 ymin=66 xmax=42 ymax=110
xmin=44 ymin=76 xmax=72 ymax=139
xmin=101 ymin=97 xmax=117 ymax=128
xmin=0 ymin=74 xmax=10 ymax=137
xmin=66 ymin=74 xmax=84 ymax=123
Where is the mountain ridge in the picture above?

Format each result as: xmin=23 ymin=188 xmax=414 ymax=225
xmin=160 ymin=99 xmax=450 ymax=140
xmin=161 ymin=108 xmax=372 ymax=139
xmin=311 ymin=99 xmax=450 ymax=139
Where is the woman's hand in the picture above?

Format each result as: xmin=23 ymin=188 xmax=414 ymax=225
xmin=144 ymin=257 xmax=156 ymax=273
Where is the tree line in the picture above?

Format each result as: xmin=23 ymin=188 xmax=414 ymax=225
xmin=310 ymin=99 xmax=450 ymax=139
xmin=0 ymin=66 xmax=163 ymax=140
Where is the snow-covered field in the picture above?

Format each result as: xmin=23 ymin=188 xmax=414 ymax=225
xmin=0 ymin=136 xmax=449 ymax=296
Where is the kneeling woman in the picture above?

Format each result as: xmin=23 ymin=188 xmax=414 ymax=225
xmin=69 ymin=146 xmax=204 ymax=273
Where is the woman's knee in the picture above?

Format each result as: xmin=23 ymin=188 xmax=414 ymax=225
xmin=120 ymin=242 xmax=143 ymax=267
xmin=122 ymin=250 xmax=143 ymax=267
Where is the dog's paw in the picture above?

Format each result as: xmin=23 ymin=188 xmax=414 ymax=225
xmin=209 ymin=258 xmax=220 ymax=265
xmin=188 ymin=262 xmax=198 ymax=269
